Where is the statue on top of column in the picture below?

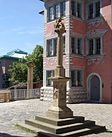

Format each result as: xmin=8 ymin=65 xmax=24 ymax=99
xmin=54 ymin=17 xmax=66 ymax=36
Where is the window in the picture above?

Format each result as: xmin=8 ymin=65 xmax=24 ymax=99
xmin=71 ymin=70 xmax=83 ymax=87
xmin=71 ymin=37 xmax=83 ymax=55
xmin=48 ymin=1 xmax=66 ymax=22
xmin=46 ymin=36 xmax=65 ymax=57
xmin=95 ymin=38 xmax=101 ymax=54
xmin=49 ymin=7 xmax=55 ymax=21
xmin=77 ymin=38 xmax=82 ymax=54
xmin=88 ymin=39 xmax=94 ymax=55
xmin=88 ymin=1 xmax=100 ymax=19
xmin=88 ymin=3 xmax=93 ymax=19
xmin=95 ymin=1 xmax=100 ymax=17
xmin=46 ymin=38 xmax=57 ymax=57
xmin=61 ymin=2 xmax=66 ymax=16
xmin=71 ymin=1 xmax=82 ymax=18
xmin=55 ymin=4 xmax=60 ymax=18
xmin=46 ymin=70 xmax=54 ymax=86
xmin=77 ymin=2 xmax=82 ymax=18
xmin=88 ymin=37 xmax=101 ymax=55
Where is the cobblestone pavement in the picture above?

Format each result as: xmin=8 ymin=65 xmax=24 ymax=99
xmin=0 ymin=99 xmax=112 ymax=137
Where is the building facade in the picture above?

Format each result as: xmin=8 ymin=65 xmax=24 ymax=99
xmin=0 ymin=49 xmax=27 ymax=89
xmin=40 ymin=0 xmax=112 ymax=103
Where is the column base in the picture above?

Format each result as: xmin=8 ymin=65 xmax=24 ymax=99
xmin=46 ymin=106 xmax=73 ymax=119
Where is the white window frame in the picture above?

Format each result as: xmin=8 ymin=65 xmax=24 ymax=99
xmin=49 ymin=6 xmax=55 ymax=21
xmin=87 ymin=0 xmax=101 ymax=19
xmin=71 ymin=37 xmax=83 ymax=55
xmin=55 ymin=4 xmax=60 ymax=19
xmin=48 ymin=1 xmax=66 ymax=22
xmin=71 ymin=69 xmax=83 ymax=87
xmin=87 ymin=37 xmax=102 ymax=56
xmin=71 ymin=0 xmax=83 ymax=19
xmin=46 ymin=38 xmax=57 ymax=57
xmin=46 ymin=70 xmax=54 ymax=86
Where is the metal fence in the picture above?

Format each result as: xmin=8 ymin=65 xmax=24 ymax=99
xmin=10 ymin=88 xmax=40 ymax=101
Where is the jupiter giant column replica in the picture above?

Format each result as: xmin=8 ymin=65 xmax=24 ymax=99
xmin=46 ymin=17 xmax=73 ymax=119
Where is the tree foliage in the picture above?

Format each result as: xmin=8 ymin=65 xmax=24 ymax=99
xmin=9 ymin=62 xmax=27 ymax=83
xmin=9 ymin=45 xmax=43 ymax=84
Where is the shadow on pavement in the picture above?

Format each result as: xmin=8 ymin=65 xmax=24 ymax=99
xmin=106 ymin=130 xmax=112 ymax=133
xmin=0 ymin=133 xmax=24 ymax=137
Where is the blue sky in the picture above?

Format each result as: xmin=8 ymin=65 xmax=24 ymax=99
xmin=0 ymin=0 xmax=44 ymax=56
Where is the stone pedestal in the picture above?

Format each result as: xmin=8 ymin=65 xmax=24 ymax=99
xmin=46 ymin=76 xmax=73 ymax=119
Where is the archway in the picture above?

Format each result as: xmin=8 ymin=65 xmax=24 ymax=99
xmin=88 ymin=74 xmax=102 ymax=102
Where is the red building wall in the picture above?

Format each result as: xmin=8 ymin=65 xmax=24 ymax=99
xmin=43 ymin=0 xmax=112 ymax=103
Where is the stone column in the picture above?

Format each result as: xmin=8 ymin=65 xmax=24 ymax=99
xmin=46 ymin=18 xmax=73 ymax=119
xmin=27 ymin=62 xmax=34 ymax=98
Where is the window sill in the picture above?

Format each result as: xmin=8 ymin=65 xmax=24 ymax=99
xmin=46 ymin=85 xmax=53 ymax=87
xmin=87 ymin=16 xmax=103 ymax=23
xmin=71 ymin=15 xmax=84 ymax=21
xmin=87 ymin=54 xmax=104 ymax=59
xmin=71 ymin=86 xmax=84 ymax=89
xmin=47 ymin=16 xmax=66 ymax=23
xmin=46 ymin=55 xmax=56 ymax=58
xmin=71 ymin=54 xmax=84 ymax=59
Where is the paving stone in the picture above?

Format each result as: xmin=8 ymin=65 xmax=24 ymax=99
xmin=0 ymin=99 xmax=111 ymax=137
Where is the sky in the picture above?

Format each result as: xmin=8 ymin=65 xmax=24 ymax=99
xmin=0 ymin=0 xmax=44 ymax=56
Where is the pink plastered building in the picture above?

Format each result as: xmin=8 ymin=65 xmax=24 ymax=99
xmin=40 ymin=0 xmax=112 ymax=103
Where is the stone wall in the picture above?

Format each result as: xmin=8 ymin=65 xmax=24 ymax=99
xmin=40 ymin=87 xmax=87 ymax=103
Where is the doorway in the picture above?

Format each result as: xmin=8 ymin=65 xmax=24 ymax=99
xmin=88 ymin=74 xmax=102 ymax=102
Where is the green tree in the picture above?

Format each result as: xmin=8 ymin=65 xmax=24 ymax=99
xmin=27 ymin=45 xmax=43 ymax=81
xmin=33 ymin=45 xmax=43 ymax=81
xmin=9 ymin=45 xmax=43 ymax=84
xmin=9 ymin=62 xmax=27 ymax=83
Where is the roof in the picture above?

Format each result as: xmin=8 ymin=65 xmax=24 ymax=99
xmin=0 ymin=49 xmax=28 ymax=60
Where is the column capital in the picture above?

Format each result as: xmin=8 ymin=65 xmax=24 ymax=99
xmin=26 ymin=61 xmax=35 ymax=68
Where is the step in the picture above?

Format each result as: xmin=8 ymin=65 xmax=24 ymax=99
xmin=16 ymin=123 xmax=38 ymax=134
xmin=25 ymin=119 xmax=95 ymax=134
xmin=59 ymin=125 xmax=106 ymax=137
xmin=35 ymin=115 xmax=84 ymax=126
xmin=38 ymin=125 xmax=106 ymax=137
xmin=17 ymin=123 xmax=58 ymax=137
